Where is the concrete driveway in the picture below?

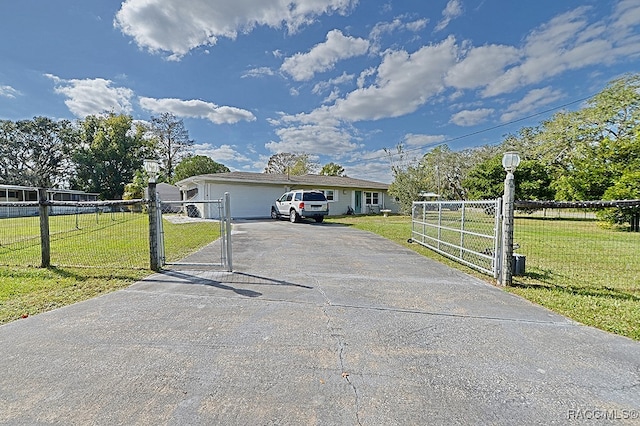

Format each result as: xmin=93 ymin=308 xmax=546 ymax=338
xmin=1 ymin=219 xmax=639 ymax=425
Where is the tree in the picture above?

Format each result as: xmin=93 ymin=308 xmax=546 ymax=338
xmin=71 ymin=113 xmax=149 ymax=199
xmin=599 ymin=170 xmax=640 ymax=230
xmin=320 ymin=162 xmax=346 ymax=176
xmin=149 ymin=113 xmax=194 ymax=181
xmin=173 ymin=155 xmax=229 ymax=183
xmin=387 ymin=143 xmax=429 ymax=214
xmin=464 ymin=155 xmax=554 ymax=201
xmin=122 ymin=170 xmax=146 ymax=200
xmin=0 ymin=120 xmax=21 ymax=184
xmin=264 ymin=153 xmax=318 ymax=175
xmin=533 ymin=74 xmax=640 ymax=200
xmin=0 ymin=117 xmax=76 ymax=187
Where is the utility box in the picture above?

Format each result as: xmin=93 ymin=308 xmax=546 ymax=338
xmin=512 ymin=254 xmax=526 ymax=276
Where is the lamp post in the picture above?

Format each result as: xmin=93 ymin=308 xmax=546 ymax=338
xmin=500 ymin=152 xmax=520 ymax=286
xmin=144 ymin=159 xmax=161 ymax=271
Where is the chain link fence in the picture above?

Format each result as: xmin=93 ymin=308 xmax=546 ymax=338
xmin=0 ymin=200 xmax=148 ymax=268
xmin=513 ymin=202 xmax=640 ymax=290
xmin=0 ymin=197 xmax=226 ymax=270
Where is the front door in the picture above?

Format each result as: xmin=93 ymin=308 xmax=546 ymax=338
xmin=354 ymin=191 xmax=362 ymax=214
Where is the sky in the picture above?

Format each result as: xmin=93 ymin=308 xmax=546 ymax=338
xmin=1 ymin=0 xmax=639 ymax=183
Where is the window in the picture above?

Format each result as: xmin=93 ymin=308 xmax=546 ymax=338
xmin=186 ymin=188 xmax=198 ymax=199
xmin=321 ymin=189 xmax=336 ymax=201
xmin=365 ymin=191 xmax=379 ymax=205
xmin=303 ymin=192 xmax=327 ymax=201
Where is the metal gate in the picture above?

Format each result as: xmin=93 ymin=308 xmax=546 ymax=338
xmin=410 ymin=199 xmax=501 ymax=277
xmin=157 ymin=193 xmax=232 ymax=271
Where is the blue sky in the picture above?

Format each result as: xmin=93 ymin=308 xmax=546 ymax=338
xmin=1 ymin=0 xmax=639 ymax=183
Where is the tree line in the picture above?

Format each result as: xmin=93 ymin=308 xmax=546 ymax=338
xmin=388 ymin=74 xmax=640 ymax=227
xmin=0 ymin=112 xmax=228 ymax=200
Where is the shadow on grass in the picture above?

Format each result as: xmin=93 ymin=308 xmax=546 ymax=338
xmin=46 ymin=266 xmax=147 ymax=282
xmin=512 ymin=270 xmax=640 ymax=302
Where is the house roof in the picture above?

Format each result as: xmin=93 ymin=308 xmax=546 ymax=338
xmin=176 ymin=171 xmax=389 ymax=190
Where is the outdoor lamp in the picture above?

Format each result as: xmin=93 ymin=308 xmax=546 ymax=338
xmin=143 ymin=159 xmax=160 ymax=183
xmin=502 ymin=151 xmax=521 ymax=174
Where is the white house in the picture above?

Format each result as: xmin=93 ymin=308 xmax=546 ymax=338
xmin=174 ymin=172 xmax=400 ymax=219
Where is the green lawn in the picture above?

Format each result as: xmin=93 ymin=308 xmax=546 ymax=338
xmin=326 ymin=214 xmax=640 ymax=341
xmin=0 ymin=213 xmax=220 ymax=324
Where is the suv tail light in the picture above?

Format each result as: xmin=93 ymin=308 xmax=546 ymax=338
xmin=299 ymin=202 xmax=305 ymax=209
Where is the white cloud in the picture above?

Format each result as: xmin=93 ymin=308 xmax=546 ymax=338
xmin=269 ymin=37 xmax=457 ymax=156
xmin=139 ymin=97 xmax=255 ymax=124
xmin=46 ymin=75 xmax=134 ymax=117
xmin=343 ymin=148 xmax=396 ymax=183
xmin=242 ymin=67 xmax=275 ymax=78
xmin=280 ymin=29 xmax=369 ymax=81
xmin=312 ymin=72 xmax=354 ymax=95
xmin=500 ymin=87 xmax=564 ymax=122
xmin=445 ymin=44 xmax=521 ymax=90
xmin=369 ymin=17 xmax=429 ymax=53
xmin=0 ymin=85 xmax=20 ymax=98
xmin=450 ymin=108 xmax=494 ymax=126
xmin=406 ymin=18 xmax=429 ymax=32
xmin=192 ymin=143 xmax=250 ymax=164
xmin=324 ymin=36 xmax=457 ymax=121
xmin=481 ymin=5 xmax=640 ymax=97
xmin=114 ymin=0 xmax=358 ymax=59
xmin=612 ymin=0 xmax=640 ymax=32
xmin=403 ymin=133 xmax=446 ymax=147
xmin=434 ymin=0 xmax=463 ymax=32
xmin=265 ymin=123 xmax=360 ymax=154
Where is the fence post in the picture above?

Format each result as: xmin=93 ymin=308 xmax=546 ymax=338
xmin=38 ymin=188 xmax=50 ymax=268
xmin=224 ymin=192 xmax=232 ymax=272
xmin=499 ymin=166 xmax=517 ymax=286
xmin=148 ymin=182 xmax=160 ymax=271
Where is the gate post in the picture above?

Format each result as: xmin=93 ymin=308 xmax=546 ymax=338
xmin=499 ymin=152 xmax=520 ymax=286
xmin=148 ymin=181 xmax=160 ymax=271
xmin=224 ymin=192 xmax=232 ymax=272
xmin=38 ymin=188 xmax=50 ymax=268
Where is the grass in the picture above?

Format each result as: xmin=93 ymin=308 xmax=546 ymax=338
xmin=0 ymin=266 xmax=148 ymax=323
xmin=0 ymin=213 xmax=220 ymax=324
xmin=326 ymin=214 xmax=640 ymax=341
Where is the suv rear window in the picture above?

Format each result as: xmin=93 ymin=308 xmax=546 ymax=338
xmin=303 ymin=192 xmax=327 ymax=201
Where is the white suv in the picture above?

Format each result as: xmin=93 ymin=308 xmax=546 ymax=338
xmin=271 ymin=190 xmax=329 ymax=223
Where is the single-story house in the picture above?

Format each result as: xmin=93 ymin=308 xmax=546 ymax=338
xmin=174 ymin=172 xmax=400 ymax=219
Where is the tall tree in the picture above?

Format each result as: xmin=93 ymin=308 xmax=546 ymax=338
xmin=387 ymin=143 xmax=429 ymax=214
xmin=320 ymin=162 xmax=346 ymax=176
xmin=464 ymin=155 xmax=554 ymax=201
xmin=535 ymin=74 xmax=640 ymax=200
xmin=149 ymin=113 xmax=194 ymax=181
xmin=0 ymin=120 xmax=21 ymax=184
xmin=173 ymin=155 xmax=229 ymax=183
xmin=0 ymin=117 xmax=76 ymax=187
xmin=264 ymin=153 xmax=318 ymax=175
xmin=71 ymin=113 xmax=149 ymax=199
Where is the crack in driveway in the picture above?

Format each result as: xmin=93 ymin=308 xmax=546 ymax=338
xmin=314 ymin=282 xmax=363 ymax=426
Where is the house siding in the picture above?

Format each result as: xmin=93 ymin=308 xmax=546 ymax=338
xmin=175 ymin=172 xmax=399 ymax=219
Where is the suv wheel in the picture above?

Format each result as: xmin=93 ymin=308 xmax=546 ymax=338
xmin=289 ymin=210 xmax=299 ymax=223
xmin=271 ymin=208 xmax=279 ymax=220
xmin=314 ymin=216 xmax=324 ymax=223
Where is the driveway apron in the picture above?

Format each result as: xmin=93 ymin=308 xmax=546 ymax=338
xmin=1 ymin=219 xmax=639 ymax=425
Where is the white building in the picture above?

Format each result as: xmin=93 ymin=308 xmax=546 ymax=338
xmin=175 ymin=172 xmax=400 ymax=219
